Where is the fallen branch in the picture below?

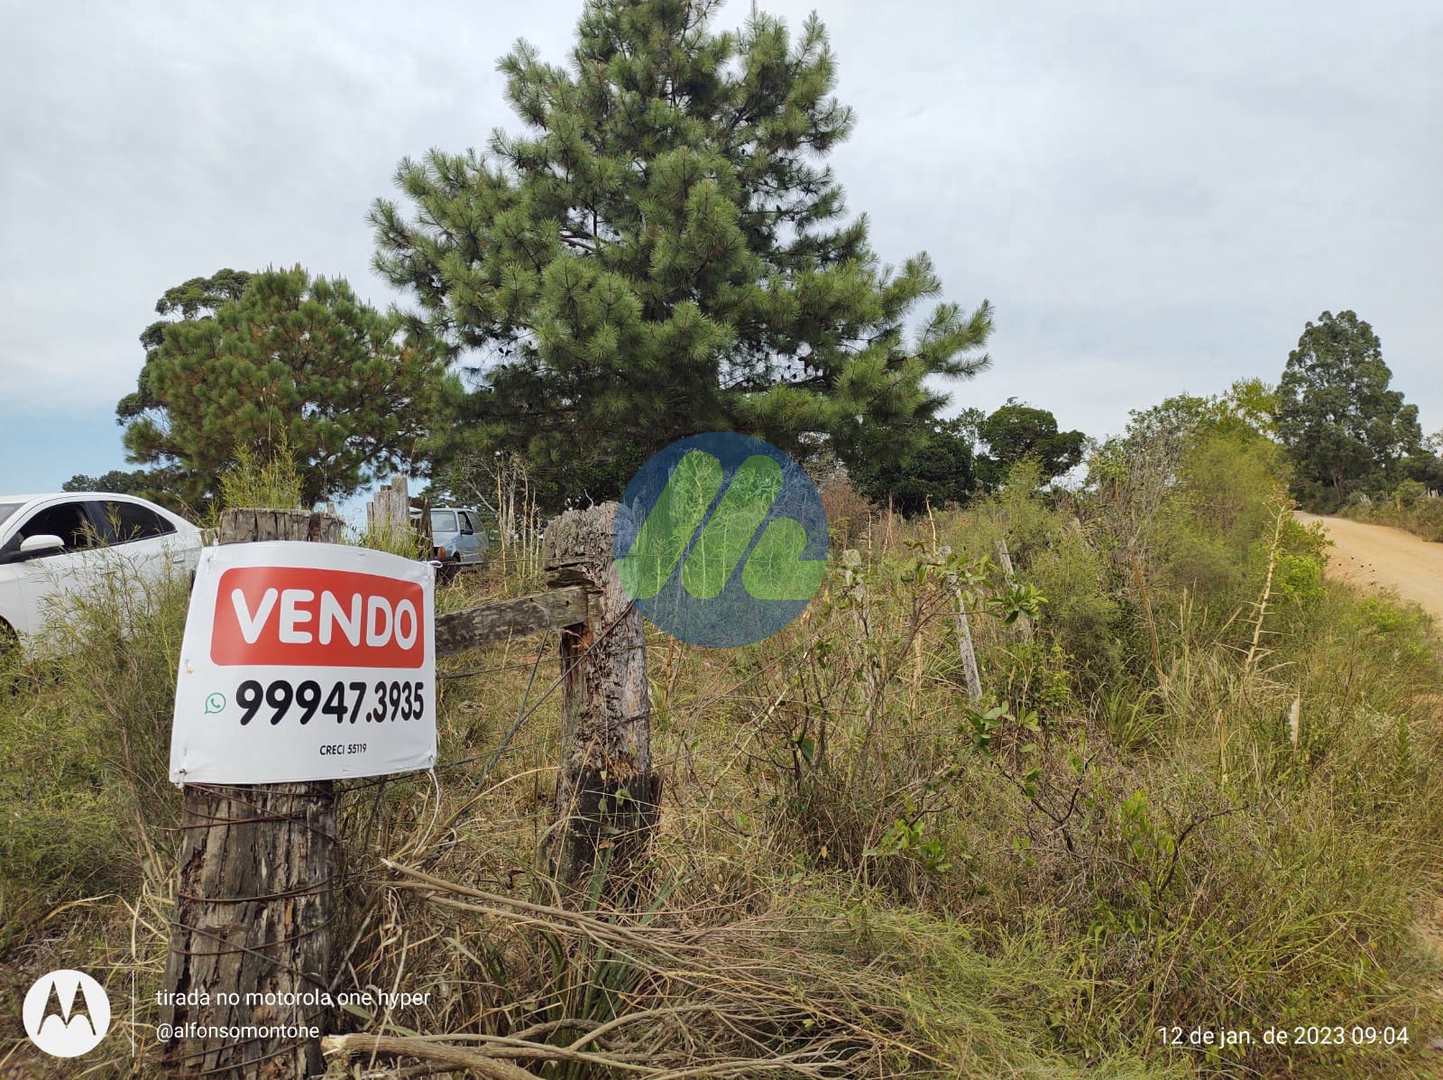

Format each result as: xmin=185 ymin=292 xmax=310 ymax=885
xmin=321 ymin=1034 xmax=538 ymax=1079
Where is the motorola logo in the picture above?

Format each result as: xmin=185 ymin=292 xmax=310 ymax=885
xmin=22 ymin=969 xmax=111 ymax=1058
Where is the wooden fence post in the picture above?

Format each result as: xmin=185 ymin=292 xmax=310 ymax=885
xmin=542 ymin=502 xmax=659 ymax=902
xmin=163 ymin=508 xmax=343 ymax=1078
xmin=955 ymin=593 xmax=983 ymax=704
xmin=994 ymin=536 xmax=1034 ymax=643
xmin=367 ymin=475 xmax=410 ymax=540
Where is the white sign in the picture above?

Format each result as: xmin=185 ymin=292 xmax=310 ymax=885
xmin=169 ymin=542 xmax=437 ymax=785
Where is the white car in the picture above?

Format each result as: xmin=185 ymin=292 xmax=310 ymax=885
xmin=0 ymin=492 xmax=203 ymax=653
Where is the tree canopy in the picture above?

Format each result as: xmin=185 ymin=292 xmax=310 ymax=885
xmin=61 ymin=467 xmax=189 ymax=513
xmin=1276 ymin=310 xmax=1422 ymax=509
xmin=372 ymin=0 xmax=992 ymax=506
xmin=975 ymin=400 xmax=1086 ymax=489
xmin=119 ymin=267 xmax=444 ymax=507
xmin=847 ymin=415 xmax=977 ymax=516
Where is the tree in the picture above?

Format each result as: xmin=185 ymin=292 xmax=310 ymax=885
xmin=976 ymin=400 xmax=1085 ymax=489
xmin=848 ymin=414 xmax=977 ymax=516
xmin=62 ymin=467 xmax=189 ymax=513
xmin=120 ymin=267 xmax=444 ymax=506
xmin=1121 ymin=379 xmax=1278 ymax=454
xmin=1276 ymin=310 xmax=1422 ymax=509
xmin=137 ymin=270 xmax=253 ymax=358
xmin=371 ymin=0 xmax=992 ymax=507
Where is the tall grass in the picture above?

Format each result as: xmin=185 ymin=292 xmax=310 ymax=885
xmin=3 ymin=431 xmax=1442 ymax=1077
xmin=219 ymin=438 xmax=303 ymax=510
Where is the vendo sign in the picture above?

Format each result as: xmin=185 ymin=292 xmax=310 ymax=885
xmin=169 ymin=542 xmax=437 ymax=785
xmin=212 ymin=566 xmax=425 ymax=667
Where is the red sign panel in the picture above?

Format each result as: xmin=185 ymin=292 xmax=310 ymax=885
xmin=210 ymin=566 xmax=426 ymax=669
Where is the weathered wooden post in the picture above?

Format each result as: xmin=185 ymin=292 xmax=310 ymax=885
xmin=542 ymin=502 xmax=659 ymax=902
xmin=955 ymin=595 xmax=983 ymax=704
xmin=163 ymin=508 xmax=342 ymax=1078
xmin=367 ymin=475 xmax=410 ymax=543
xmin=994 ymin=536 xmax=1034 ymax=643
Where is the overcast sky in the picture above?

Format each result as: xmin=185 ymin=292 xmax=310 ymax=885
xmin=2 ymin=0 xmax=1439 ymax=496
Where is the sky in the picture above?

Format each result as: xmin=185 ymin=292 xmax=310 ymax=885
xmin=2 ymin=0 xmax=1440 ymax=498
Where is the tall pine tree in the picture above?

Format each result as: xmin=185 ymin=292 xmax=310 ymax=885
xmin=372 ymin=0 xmax=992 ymax=506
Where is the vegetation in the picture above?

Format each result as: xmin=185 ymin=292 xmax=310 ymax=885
xmin=847 ymin=414 xmax=978 ymax=515
xmin=849 ymin=401 xmax=1087 ymax=516
xmin=371 ymin=0 xmax=994 ymax=508
xmin=1342 ymin=479 xmax=1443 ymax=543
xmin=976 ymin=398 xmax=1087 ymax=489
xmin=216 ymin=438 xmax=303 ymax=510
xmin=118 ymin=266 xmax=445 ymax=507
xmin=8 ymin=5 xmax=1440 ymax=1077
xmin=61 ymin=466 xmax=190 ymax=512
xmin=5 ymin=411 xmax=1442 ymax=1078
xmin=1276 ymin=310 xmax=1424 ymax=511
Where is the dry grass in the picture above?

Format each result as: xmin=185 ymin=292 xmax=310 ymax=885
xmin=5 ymin=436 xmax=1443 ymax=1078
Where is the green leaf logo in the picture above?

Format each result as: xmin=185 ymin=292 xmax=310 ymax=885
xmin=616 ymin=434 xmax=828 ymax=646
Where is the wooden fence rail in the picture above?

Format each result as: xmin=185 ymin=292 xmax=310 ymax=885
xmin=435 ymin=585 xmax=588 ymax=656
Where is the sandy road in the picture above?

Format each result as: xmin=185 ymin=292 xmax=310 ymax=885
xmin=1296 ymin=512 xmax=1443 ymax=622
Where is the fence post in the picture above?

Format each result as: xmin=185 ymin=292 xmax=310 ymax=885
xmin=955 ymin=594 xmax=983 ymax=704
xmin=163 ymin=508 xmax=343 ymax=1078
xmin=994 ymin=536 xmax=1034 ymax=643
xmin=542 ymin=502 xmax=659 ymax=903
xmin=367 ymin=475 xmax=410 ymax=540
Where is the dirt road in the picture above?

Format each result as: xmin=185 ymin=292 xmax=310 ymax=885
xmin=1296 ymin=513 xmax=1443 ymax=622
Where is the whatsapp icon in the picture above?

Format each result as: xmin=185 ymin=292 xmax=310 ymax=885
xmin=615 ymin=433 xmax=828 ymax=647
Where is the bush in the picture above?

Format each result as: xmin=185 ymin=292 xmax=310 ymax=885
xmin=1344 ymin=481 xmax=1443 ymax=543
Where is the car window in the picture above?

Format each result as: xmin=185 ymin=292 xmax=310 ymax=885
xmin=96 ymin=500 xmax=176 ymax=544
xmin=458 ymin=512 xmax=474 ymax=535
xmin=0 ymin=503 xmax=20 ymax=529
xmin=430 ymin=510 xmax=457 ymax=533
xmin=0 ymin=501 xmax=102 ymax=556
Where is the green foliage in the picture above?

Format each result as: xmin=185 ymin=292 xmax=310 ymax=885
xmin=1026 ymin=521 xmax=1123 ymax=679
xmin=120 ymin=266 xmax=445 ymax=507
xmin=372 ymin=0 xmax=992 ymax=507
xmin=1344 ymin=487 xmax=1443 ymax=543
xmin=353 ymin=521 xmax=428 ymax=559
xmin=133 ymin=268 xmax=253 ymax=357
xmin=1276 ymin=310 xmax=1424 ymax=510
xmin=1158 ymin=430 xmax=1286 ymax=601
xmin=1404 ymin=449 xmax=1443 ymax=492
xmin=1393 ymin=478 xmax=1428 ymax=508
xmin=846 ymin=414 xmax=976 ymax=515
xmin=62 ymin=466 xmax=191 ymax=514
xmin=976 ymin=398 xmax=1086 ymax=489
xmin=1114 ymin=378 xmax=1278 ymax=458
xmin=217 ymin=438 xmax=303 ymax=510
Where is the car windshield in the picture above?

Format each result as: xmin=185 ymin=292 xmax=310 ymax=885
xmin=0 ymin=503 xmax=20 ymax=529
xmin=430 ymin=510 xmax=458 ymax=533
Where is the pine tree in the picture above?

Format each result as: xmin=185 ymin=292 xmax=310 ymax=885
xmin=371 ymin=0 xmax=992 ymax=506
xmin=1276 ymin=310 xmax=1422 ymax=509
xmin=120 ymin=267 xmax=444 ymax=506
